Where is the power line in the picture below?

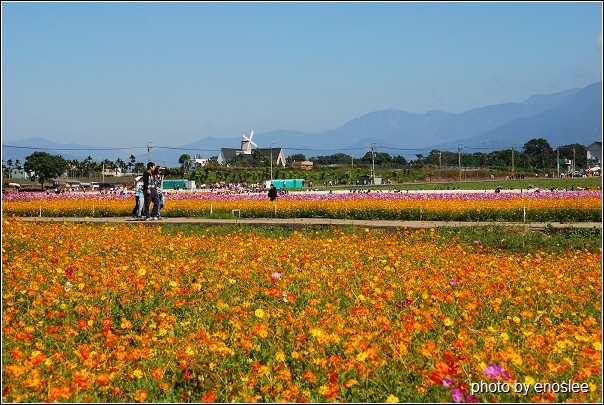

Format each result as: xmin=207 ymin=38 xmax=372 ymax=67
xmin=283 ymin=147 xmax=368 ymax=152
xmin=2 ymin=142 xmax=526 ymax=158
xmin=2 ymin=144 xmax=141 ymax=151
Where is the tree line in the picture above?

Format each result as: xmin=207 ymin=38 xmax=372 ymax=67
xmin=2 ymin=138 xmax=593 ymax=188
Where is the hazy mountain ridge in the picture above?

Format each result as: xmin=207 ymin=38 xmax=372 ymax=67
xmin=444 ymin=82 xmax=602 ymax=150
xmin=2 ymin=82 xmax=600 ymax=166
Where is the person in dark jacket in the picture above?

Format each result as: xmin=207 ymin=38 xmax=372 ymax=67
xmin=142 ymin=162 xmax=160 ymax=220
xmin=268 ymin=184 xmax=277 ymax=201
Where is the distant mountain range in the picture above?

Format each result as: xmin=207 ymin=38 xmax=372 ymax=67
xmin=2 ymin=82 xmax=601 ymax=167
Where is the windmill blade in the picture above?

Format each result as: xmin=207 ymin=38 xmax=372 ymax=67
xmin=243 ymin=130 xmax=256 ymax=148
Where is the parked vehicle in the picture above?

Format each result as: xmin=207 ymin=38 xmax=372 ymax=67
xmin=97 ymin=182 xmax=115 ymax=191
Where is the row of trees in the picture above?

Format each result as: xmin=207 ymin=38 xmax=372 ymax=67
xmin=287 ymin=139 xmax=589 ymax=171
xmin=420 ymin=140 xmax=588 ymax=171
xmin=2 ymin=139 xmax=593 ymax=188
xmin=2 ymin=152 xmax=147 ymax=189
xmin=3 ymin=154 xmax=147 ymax=180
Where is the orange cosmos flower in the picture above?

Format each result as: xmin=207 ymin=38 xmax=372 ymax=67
xmin=257 ymin=365 xmax=271 ymax=377
xmin=71 ymin=370 xmax=90 ymax=390
xmin=10 ymin=348 xmax=23 ymax=359
xmin=151 ymin=368 xmax=164 ymax=380
xmin=303 ymin=370 xmax=318 ymax=383
xmin=133 ymin=389 xmax=147 ymax=402
xmin=201 ymin=390 xmax=217 ymax=403
xmin=96 ymin=373 xmax=110 ymax=387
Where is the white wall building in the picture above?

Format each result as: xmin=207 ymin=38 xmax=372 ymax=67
xmin=587 ymin=142 xmax=602 ymax=165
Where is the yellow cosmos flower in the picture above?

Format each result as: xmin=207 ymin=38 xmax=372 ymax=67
xmin=386 ymin=394 xmax=399 ymax=403
xmin=310 ymin=328 xmax=323 ymax=337
xmin=592 ymin=342 xmax=602 ymax=351
xmin=510 ymin=351 xmax=523 ymax=366
xmin=255 ymin=308 xmax=265 ymax=318
xmin=275 ymin=351 xmax=286 ymax=362
xmin=444 ymin=317 xmax=453 ymax=327
xmin=257 ymin=365 xmax=271 ymax=377
xmin=138 ymin=268 xmax=147 ymax=277
xmin=132 ymin=369 xmax=143 ymax=379
xmin=356 ymin=351 xmax=368 ymax=362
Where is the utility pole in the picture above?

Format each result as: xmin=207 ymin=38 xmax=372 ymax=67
xmin=270 ymin=143 xmax=274 ymax=182
xmin=511 ymin=144 xmax=515 ymax=178
xmin=371 ymin=143 xmax=376 ymax=185
xmin=458 ymin=144 xmax=463 ymax=181
xmin=147 ymin=142 xmax=154 ymax=164
xmin=557 ymin=147 xmax=560 ymax=178
xmin=573 ymin=147 xmax=576 ymax=177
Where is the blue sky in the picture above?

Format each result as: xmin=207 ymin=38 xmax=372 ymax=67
xmin=2 ymin=1 xmax=602 ymax=149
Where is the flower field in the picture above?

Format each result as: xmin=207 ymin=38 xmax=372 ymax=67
xmin=2 ymin=216 xmax=602 ymax=402
xmin=2 ymin=189 xmax=602 ymax=222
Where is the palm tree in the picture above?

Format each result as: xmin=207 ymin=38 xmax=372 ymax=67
xmin=134 ymin=162 xmax=145 ymax=174
xmin=100 ymin=159 xmax=115 ymax=177
xmin=82 ymin=156 xmax=94 ymax=177
xmin=115 ymin=158 xmax=126 ymax=176
xmin=128 ymin=154 xmax=137 ymax=174
xmin=6 ymin=159 xmax=13 ymax=179
xmin=66 ymin=159 xmax=79 ymax=178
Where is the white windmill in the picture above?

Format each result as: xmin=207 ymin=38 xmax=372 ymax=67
xmin=240 ymin=130 xmax=257 ymax=154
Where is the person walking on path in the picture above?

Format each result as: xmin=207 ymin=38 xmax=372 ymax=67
xmin=131 ymin=176 xmax=144 ymax=218
xmin=153 ymin=166 xmax=165 ymax=219
xmin=142 ymin=162 xmax=160 ymax=220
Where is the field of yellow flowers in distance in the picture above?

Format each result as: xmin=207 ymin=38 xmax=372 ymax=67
xmin=2 ymin=217 xmax=601 ymax=402
xmin=2 ymin=189 xmax=602 ymax=222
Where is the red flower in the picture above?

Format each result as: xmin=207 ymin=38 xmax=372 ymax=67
xmin=201 ymin=390 xmax=217 ymax=403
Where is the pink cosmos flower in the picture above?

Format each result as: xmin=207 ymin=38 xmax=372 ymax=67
xmin=441 ymin=377 xmax=454 ymax=388
xmin=271 ymin=271 xmax=282 ymax=280
xmin=451 ymin=388 xmax=464 ymax=403
xmin=466 ymin=394 xmax=479 ymax=403
xmin=484 ymin=363 xmax=503 ymax=380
